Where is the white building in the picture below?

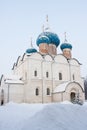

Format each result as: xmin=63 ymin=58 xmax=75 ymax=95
xmin=0 ymin=18 xmax=85 ymax=105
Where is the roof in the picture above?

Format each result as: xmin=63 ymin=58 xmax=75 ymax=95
xmin=60 ymin=43 xmax=72 ymax=50
xmin=53 ymin=81 xmax=84 ymax=93
xmin=5 ymin=79 xmax=24 ymax=84
xmin=26 ymin=48 xmax=37 ymax=54
xmin=36 ymin=31 xmax=60 ymax=47
xmin=36 ymin=35 xmax=50 ymax=46
xmin=4 ymin=74 xmax=21 ymax=80
xmin=53 ymin=81 xmax=71 ymax=93
xmin=4 ymin=74 xmax=24 ymax=85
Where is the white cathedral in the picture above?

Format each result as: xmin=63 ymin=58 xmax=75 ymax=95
xmin=0 ymin=18 xmax=85 ymax=105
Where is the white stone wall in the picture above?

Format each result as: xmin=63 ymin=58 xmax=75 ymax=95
xmin=53 ymin=93 xmax=63 ymax=102
xmin=8 ymin=85 xmax=24 ymax=103
xmin=53 ymin=83 xmax=85 ymax=102
xmin=6 ymin=53 xmax=84 ymax=103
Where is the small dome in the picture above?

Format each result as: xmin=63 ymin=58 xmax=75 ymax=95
xmin=60 ymin=43 xmax=72 ymax=50
xmin=36 ymin=35 xmax=50 ymax=46
xmin=26 ymin=48 xmax=37 ymax=54
xmin=36 ymin=31 xmax=60 ymax=47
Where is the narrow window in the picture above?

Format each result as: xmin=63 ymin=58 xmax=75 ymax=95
xmin=46 ymin=72 xmax=49 ymax=78
xmin=59 ymin=72 xmax=62 ymax=80
xmin=47 ymin=88 xmax=50 ymax=95
xmin=36 ymin=88 xmax=39 ymax=96
xmin=73 ymin=74 xmax=75 ymax=80
xmin=34 ymin=70 xmax=37 ymax=77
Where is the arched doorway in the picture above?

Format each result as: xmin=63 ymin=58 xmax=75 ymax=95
xmin=70 ymin=92 xmax=76 ymax=102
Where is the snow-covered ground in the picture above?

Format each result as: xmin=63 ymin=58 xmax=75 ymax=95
xmin=0 ymin=101 xmax=87 ymax=130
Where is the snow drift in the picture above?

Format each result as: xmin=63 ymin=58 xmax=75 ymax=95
xmin=0 ymin=101 xmax=87 ymax=130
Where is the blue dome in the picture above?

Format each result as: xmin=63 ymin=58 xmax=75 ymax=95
xmin=26 ymin=48 xmax=37 ymax=53
xmin=36 ymin=31 xmax=60 ymax=47
xmin=60 ymin=43 xmax=72 ymax=50
xmin=36 ymin=35 xmax=50 ymax=46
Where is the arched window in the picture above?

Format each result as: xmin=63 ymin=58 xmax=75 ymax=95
xmin=47 ymin=88 xmax=50 ymax=95
xmin=34 ymin=70 xmax=37 ymax=77
xmin=35 ymin=88 xmax=39 ymax=96
xmin=59 ymin=72 xmax=62 ymax=80
xmin=72 ymin=74 xmax=75 ymax=80
xmin=46 ymin=72 xmax=49 ymax=78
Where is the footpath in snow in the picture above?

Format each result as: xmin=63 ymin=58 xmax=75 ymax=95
xmin=0 ymin=101 xmax=87 ymax=130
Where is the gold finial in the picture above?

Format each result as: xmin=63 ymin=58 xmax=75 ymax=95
xmin=64 ymin=32 xmax=67 ymax=42
xmin=30 ymin=37 xmax=33 ymax=48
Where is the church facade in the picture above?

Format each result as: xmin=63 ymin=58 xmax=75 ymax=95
xmin=0 ymin=19 xmax=85 ymax=104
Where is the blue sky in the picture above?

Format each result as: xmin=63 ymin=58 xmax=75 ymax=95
xmin=0 ymin=0 xmax=87 ymax=77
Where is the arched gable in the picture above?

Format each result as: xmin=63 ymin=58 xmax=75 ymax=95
xmin=54 ymin=54 xmax=68 ymax=64
xmin=29 ymin=52 xmax=43 ymax=60
xmin=69 ymin=58 xmax=81 ymax=66
xmin=65 ymin=81 xmax=84 ymax=92
xmin=44 ymin=54 xmax=53 ymax=62
xmin=53 ymin=81 xmax=84 ymax=93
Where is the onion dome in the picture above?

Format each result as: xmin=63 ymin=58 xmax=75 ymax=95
xmin=36 ymin=15 xmax=60 ymax=47
xmin=36 ymin=31 xmax=60 ymax=47
xmin=60 ymin=43 xmax=72 ymax=50
xmin=26 ymin=38 xmax=37 ymax=54
xmin=60 ymin=32 xmax=72 ymax=50
xmin=36 ymin=35 xmax=50 ymax=46
xmin=26 ymin=48 xmax=37 ymax=53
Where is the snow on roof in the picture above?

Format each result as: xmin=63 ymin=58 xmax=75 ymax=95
xmin=1 ymin=102 xmax=87 ymax=130
xmin=4 ymin=74 xmax=24 ymax=84
xmin=4 ymin=74 xmax=22 ymax=80
xmin=53 ymin=81 xmax=70 ymax=93
xmin=5 ymin=79 xmax=24 ymax=84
